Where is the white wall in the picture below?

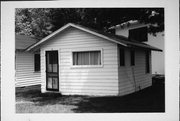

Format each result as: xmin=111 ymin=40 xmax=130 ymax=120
xmin=40 ymin=27 xmax=119 ymax=96
xmin=15 ymin=52 xmax=41 ymax=87
xmin=118 ymin=47 xmax=152 ymax=96
xmin=145 ymin=32 xmax=164 ymax=74
xmin=115 ymin=25 xmax=164 ymax=74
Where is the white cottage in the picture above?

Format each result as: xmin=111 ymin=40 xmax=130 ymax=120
xmin=109 ymin=20 xmax=164 ymax=74
xmin=17 ymin=23 xmax=162 ymax=96
xmin=15 ymin=35 xmax=41 ymax=87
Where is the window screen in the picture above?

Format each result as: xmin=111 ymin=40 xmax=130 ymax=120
xmin=120 ymin=48 xmax=125 ymax=66
xmin=145 ymin=50 xmax=150 ymax=73
xmin=73 ymin=51 xmax=101 ymax=65
xmin=34 ymin=54 xmax=40 ymax=71
xmin=130 ymin=50 xmax=135 ymax=66
xmin=129 ymin=26 xmax=148 ymax=42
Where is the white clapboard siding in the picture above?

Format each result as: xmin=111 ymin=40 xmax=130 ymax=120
xmin=115 ymin=25 xmax=164 ymax=74
xmin=40 ymin=27 xmax=119 ymax=96
xmin=118 ymin=48 xmax=152 ymax=96
xmin=15 ymin=52 xmax=41 ymax=87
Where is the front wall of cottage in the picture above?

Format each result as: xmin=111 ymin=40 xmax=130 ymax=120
xmin=118 ymin=47 xmax=152 ymax=96
xmin=40 ymin=27 xmax=119 ymax=96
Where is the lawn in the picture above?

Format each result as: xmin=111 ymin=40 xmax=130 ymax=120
xmin=16 ymin=81 xmax=165 ymax=113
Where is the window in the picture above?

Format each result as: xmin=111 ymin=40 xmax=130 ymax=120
xmin=129 ymin=26 xmax=148 ymax=42
xmin=48 ymin=51 xmax=58 ymax=65
xmin=34 ymin=54 xmax=40 ymax=71
xmin=47 ymin=51 xmax=58 ymax=73
xmin=130 ymin=50 xmax=135 ymax=66
xmin=120 ymin=48 xmax=125 ymax=66
xmin=145 ymin=50 xmax=150 ymax=73
xmin=73 ymin=51 xmax=101 ymax=66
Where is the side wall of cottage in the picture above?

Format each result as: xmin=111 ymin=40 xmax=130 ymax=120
xmin=118 ymin=46 xmax=152 ymax=96
xmin=15 ymin=52 xmax=41 ymax=87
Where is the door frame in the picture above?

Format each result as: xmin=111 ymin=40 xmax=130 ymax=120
xmin=45 ymin=50 xmax=59 ymax=91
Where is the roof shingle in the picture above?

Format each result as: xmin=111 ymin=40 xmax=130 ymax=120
xmin=16 ymin=34 xmax=38 ymax=50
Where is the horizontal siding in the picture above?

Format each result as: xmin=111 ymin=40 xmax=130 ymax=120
xmin=16 ymin=81 xmax=41 ymax=87
xmin=59 ymin=80 xmax=118 ymax=84
xmin=41 ymin=27 xmax=119 ymax=96
xmin=60 ymin=72 xmax=118 ymax=76
xmin=60 ymin=82 xmax=118 ymax=87
xmin=58 ymin=68 xmax=117 ymax=73
xmin=61 ymin=86 xmax=118 ymax=91
xmin=61 ymin=90 xmax=118 ymax=96
xmin=116 ymin=27 xmax=164 ymax=74
xmin=15 ymin=52 xmax=41 ymax=87
xmin=118 ymin=48 xmax=152 ymax=96
xmin=59 ymin=76 xmax=118 ymax=80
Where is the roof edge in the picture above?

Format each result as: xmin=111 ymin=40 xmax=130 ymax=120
xmin=126 ymin=44 xmax=162 ymax=52
xmin=26 ymin=23 xmax=73 ymax=51
xmin=26 ymin=23 xmax=127 ymax=51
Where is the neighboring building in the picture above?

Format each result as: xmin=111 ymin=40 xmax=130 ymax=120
xmin=15 ymin=35 xmax=41 ymax=87
xmin=20 ymin=23 xmax=162 ymax=96
xmin=109 ymin=20 xmax=164 ymax=75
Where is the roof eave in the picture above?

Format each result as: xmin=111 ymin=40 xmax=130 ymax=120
xmin=127 ymin=44 xmax=162 ymax=52
xmin=150 ymin=48 xmax=163 ymax=52
xmin=26 ymin=23 xmax=73 ymax=51
xmin=26 ymin=23 xmax=128 ymax=51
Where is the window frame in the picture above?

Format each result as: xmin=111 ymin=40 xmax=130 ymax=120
xmin=71 ymin=48 xmax=103 ymax=68
xmin=34 ymin=53 xmax=40 ymax=72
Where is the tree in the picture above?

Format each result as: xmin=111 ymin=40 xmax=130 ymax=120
xmin=16 ymin=8 xmax=53 ymax=39
xmin=15 ymin=8 xmax=164 ymax=39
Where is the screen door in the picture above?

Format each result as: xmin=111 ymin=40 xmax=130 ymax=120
xmin=46 ymin=51 xmax=59 ymax=91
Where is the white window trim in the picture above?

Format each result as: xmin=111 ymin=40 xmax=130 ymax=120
xmin=70 ymin=48 xmax=103 ymax=68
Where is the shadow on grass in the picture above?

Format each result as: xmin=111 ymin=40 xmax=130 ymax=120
xmin=16 ymin=82 xmax=165 ymax=113
xmin=72 ymin=83 xmax=165 ymax=113
xmin=16 ymin=87 xmax=87 ymax=107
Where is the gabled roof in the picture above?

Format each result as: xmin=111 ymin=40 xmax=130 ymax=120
xmin=26 ymin=23 xmax=162 ymax=52
xmin=16 ymin=34 xmax=38 ymax=50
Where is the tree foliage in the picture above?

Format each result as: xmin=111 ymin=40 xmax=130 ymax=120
xmin=15 ymin=8 xmax=164 ymax=39
xmin=16 ymin=8 xmax=53 ymax=39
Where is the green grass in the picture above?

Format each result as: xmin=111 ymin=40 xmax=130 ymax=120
xmin=16 ymin=81 xmax=165 ymax=113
